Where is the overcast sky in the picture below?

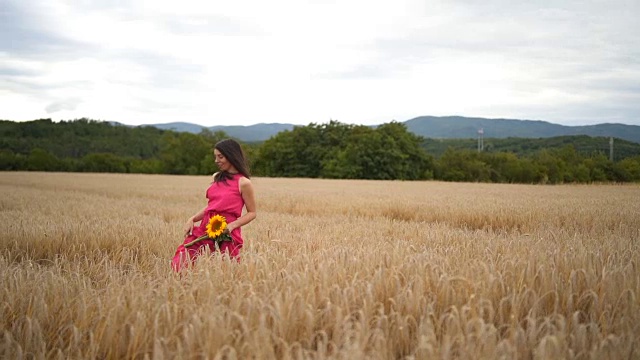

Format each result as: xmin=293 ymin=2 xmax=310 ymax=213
xmin=1 ymin=0 xmax=639 ymax=127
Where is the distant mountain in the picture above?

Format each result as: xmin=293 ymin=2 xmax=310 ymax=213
xmin=139 ymin=116 xmax=640 ymax=143
xmin=404 ymin=116 xmax=640 ymax=144
xmin=140 ymin=122 xmax=206 ymax=133
xmin=140 ymin=122 xmax=294 ymax=142
xmin=208 ymin=123 xmax=295 ymax=142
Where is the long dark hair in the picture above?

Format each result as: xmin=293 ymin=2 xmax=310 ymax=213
xmin=213 ymin=139 xmax=251 ymax=183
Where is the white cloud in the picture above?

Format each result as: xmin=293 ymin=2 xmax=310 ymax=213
xmin=1 ymin=0 xmax=639 ymax=126
xmin=45 ymin=98 xmax=83 ymax=113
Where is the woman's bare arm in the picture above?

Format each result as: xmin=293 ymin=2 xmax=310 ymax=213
xmin=227 ymin=177 xmax=256 ymax=232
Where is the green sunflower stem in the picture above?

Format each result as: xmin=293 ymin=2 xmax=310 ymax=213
xmin=183 ymin=234 xmax=209 ymax=248
xmin=184 ymin=233 xmax=233 ymax=248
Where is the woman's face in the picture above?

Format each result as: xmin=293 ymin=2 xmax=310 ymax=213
xmin=214 ymin=149 xmax=235 ymax=172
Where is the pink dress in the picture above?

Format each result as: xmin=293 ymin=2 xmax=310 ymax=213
xmin=172 ymin=174 xmax=245 ymax=272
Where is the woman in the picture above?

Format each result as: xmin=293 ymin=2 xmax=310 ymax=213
xmin=172 ymin=139 xmax=256 ymax=272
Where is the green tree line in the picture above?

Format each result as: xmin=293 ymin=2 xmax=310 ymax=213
xmin=423 ymin=135 xmax=640 ymax=159
xmin=1 ymin=118 xmax=639 ymax=183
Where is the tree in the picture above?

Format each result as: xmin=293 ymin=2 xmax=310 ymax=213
xmin=582 ymin=154 xmax=610 ymax=182
xmin=375 ymin=122 xmax=433 ymax=180
xmin=532 ymin=150 xmax=568 ymax=184
xmin=611 ymin=156 xmax=640 ymax=182
xmin=255 ymin=121 xmax=433 ymax=180
xmin=159 ymin=132 xmax=213 ymax=175
xmin=253 ymin=124 xmax=327 ymax=177
xmin=80 ymin=153 xmax=127 ymax=173
xmin=0 ymin=150 xmax=24 ymax=170
xmin=321 ymin=125 xmax=385 ymax=179
xmin=26 ymin=148 xmax=62 ymax=171
xmin=436 ymin=149 xmax=491 ymax=182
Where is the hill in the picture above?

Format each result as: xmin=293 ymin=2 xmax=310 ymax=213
xmin=2 ymin=118 xmax=639 ymax=183
xmin=404 ymin=116 xmax=640 ymax=143
xmin=139 ymin=116 xmax=640 ymax=143
xmin=140 ymin=122 xmax=205 ymax=133
xmin=422 ymin=135 xmax=640 ymax=159
xmin=140 ymin=122 xmax=294 ymax=142
xmin=208 ymin=123 xmax=295 ymax=142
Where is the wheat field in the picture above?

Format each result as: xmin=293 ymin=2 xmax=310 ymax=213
xmin=1 ymin=172 xmax=639 ymax=359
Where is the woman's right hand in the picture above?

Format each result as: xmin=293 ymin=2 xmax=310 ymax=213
xmin=183 ymin=219 xmax=194 ymax=237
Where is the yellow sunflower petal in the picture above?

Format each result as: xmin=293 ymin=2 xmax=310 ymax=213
xmin=206 ymin=215 xmax=227 ymax=238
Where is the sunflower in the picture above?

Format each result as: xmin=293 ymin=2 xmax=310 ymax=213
xmin=206 ymin=214 xmax=227 ymax=238
xmin=183 ymin=214 xmax=232 ymax=248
